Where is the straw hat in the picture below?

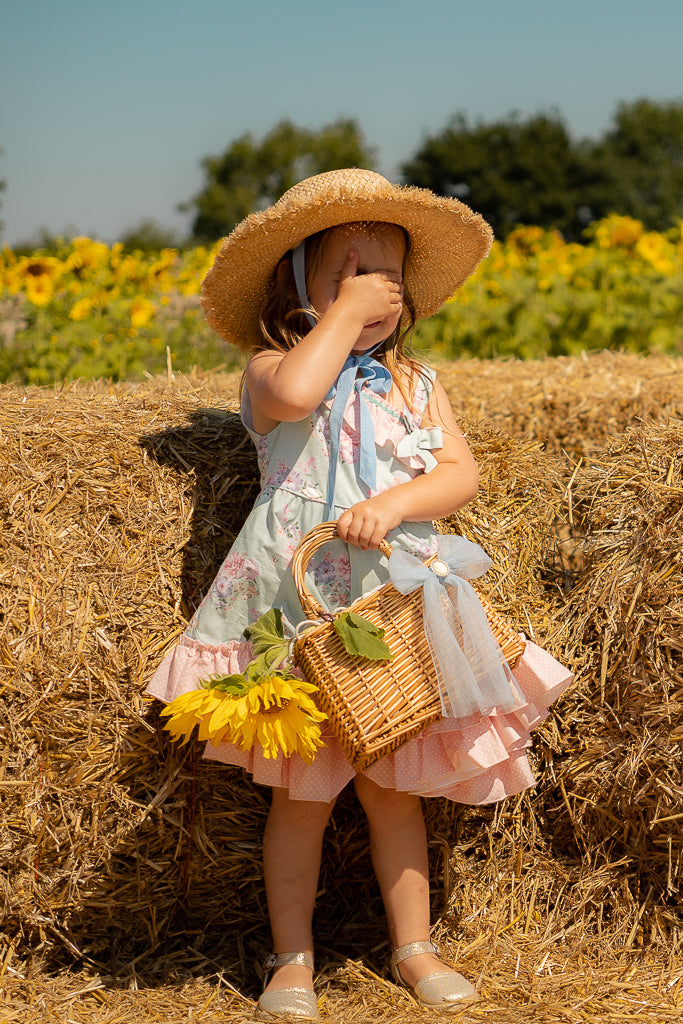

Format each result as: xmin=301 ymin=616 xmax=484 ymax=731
xmin=201 ymin=167 xmax=493 ymax=351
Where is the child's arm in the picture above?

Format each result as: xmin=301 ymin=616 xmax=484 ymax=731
xmin=246 ymin=252 xmax=402 ymax=434
xmin=336 ymin=378 xmax=478 ymax=550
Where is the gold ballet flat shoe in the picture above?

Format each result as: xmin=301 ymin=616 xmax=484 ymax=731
xmin=390 ymin=940 xmax=476 ymax=1010
xmin=256 ymin=951 xmax=318 ymax=1020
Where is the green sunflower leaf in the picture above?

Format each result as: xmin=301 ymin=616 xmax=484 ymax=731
xmin=201 ymin=672 xmax=248 ymax=694
xmin=243 ymin=609 xmax=285 ymax=653
xmin=241 ymin=609 xmax=293 ymax=683
xmin=333 ymin=611 xmax=392 ymax=661
xmin=244 ymin=650 xmax=289 ymax=683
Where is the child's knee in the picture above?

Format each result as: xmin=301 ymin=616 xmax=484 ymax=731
xmin=269 ymin=787 xmax=336 ymax=830
xmin=353 ymin=775 xmax=421 ymax=821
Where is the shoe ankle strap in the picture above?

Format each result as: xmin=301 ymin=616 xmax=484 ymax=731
xmin=263 ymin=951 xmax=314 ymax=972
xmin=391 ymin=940 xmax=439 ymax=966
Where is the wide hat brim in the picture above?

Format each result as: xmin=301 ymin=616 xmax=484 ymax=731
xmin=201 ymin=168 xmax=493 ymax=351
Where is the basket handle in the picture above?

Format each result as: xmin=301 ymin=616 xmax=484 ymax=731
xmin=291 ymin=520 xmax=393 ymax=619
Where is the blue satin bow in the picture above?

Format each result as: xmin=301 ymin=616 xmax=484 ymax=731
xmin=388 ymin=535 xmax=524 ymax=719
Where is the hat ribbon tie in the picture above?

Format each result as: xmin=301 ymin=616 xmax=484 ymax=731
xmin=388 ymin=535 xmax=523 ymax=719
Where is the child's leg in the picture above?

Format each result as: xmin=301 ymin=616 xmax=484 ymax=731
xmin=352 ymin=774 xmax=458 ymax=989
xmin=262 ymin=786 xmax=336 ymax=993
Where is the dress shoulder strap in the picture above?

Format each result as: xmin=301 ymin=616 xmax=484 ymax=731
xmin=407 ymin=364 xmax=437 ymax=421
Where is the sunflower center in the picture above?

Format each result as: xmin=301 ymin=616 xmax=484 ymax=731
xmin=259 ymin=700 xmax=292 ymax=716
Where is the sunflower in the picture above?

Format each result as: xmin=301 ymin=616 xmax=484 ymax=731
xmin=159 ymin=687 xmax=226 ymax=745
xmin=160 ymin=675 xmax=327 ymax=764
xmin=18 ymin=255 xmax=63 ymax=306
xmin=18 ymin=255 xmax=63 ymax=281
xmin=69 ymin=296 xmax=95 ymax=321
xmin=129 ymin=297 xmax=156 ymax=328
xmin=225 ymin=676 xmax=327 ymax=764
xmin=593 ymin=214 xmax=644 ymax=251
xmin=65 ymin=237 xmax=110 ymax=273
xmin=635 ymin=233 xmax=677 ymax=276
xmin=24 ymin=274 xmax=56 ymax=307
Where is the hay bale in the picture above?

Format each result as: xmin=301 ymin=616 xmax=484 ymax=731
xmin=0 ymin=374 xmax=266 ymax=981
xmin=543 ymin=419 xmax=683 ymax=943
xmin=3 ymin=355 xmax=682 ymax=1020
xmin=442 ymin=416 xmax=568 ymax=631
xmin=439 ymin=350 xmax=683 ymax=457
xmin=0 ymin=372 xmax=568 ymax=986
xmin=2 ymin=942 xmax=681 ymax=1024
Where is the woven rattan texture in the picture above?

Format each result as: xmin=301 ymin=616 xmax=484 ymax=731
xmin=293 ymin=522 xmax=525 ymax=769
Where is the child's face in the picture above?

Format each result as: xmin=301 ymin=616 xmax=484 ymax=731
xmin=307 ymin=224 xmax=405 ymax=352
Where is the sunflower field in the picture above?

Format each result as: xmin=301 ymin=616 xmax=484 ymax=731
xmin=417 ymin=215 xmax=683 ymax=359
xmin=1 ymin=215 xmax=682 ymax=384
xmin=0 ymin=239 xmax=227 ymax=384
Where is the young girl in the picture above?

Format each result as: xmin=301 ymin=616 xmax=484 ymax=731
xmin=146 ymin=168 xmax=572 ymax=1019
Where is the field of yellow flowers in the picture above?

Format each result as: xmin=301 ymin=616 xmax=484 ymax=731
xmin=418 ymin=215 xmax=683 ymax=360
xmin=1 ymin=215 xmax=681 ymax=383
xmin=0 ymin=239 xmax=226 ymax=383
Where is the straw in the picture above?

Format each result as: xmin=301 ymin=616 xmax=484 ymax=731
xmin=1 ymin=351 xmax=681 ymax=1021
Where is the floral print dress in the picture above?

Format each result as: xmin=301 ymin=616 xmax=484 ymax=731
xmin=146 ymin=367 xmax=572 ymax=803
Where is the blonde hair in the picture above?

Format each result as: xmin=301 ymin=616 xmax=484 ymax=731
xmin=257 ymin=222 xmax=427 ymax=413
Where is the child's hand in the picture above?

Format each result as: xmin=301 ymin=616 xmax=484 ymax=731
xmin=336 ymin=494 xmax=403 ymax=550
xmin=335 ymin=250 xmax=403 ymax=328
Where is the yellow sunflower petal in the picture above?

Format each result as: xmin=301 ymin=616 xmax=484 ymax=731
xmin=163 ymin=711 xmax=199 ymax=745
xmin=160 ymin=688 xmax=206 ymax=717
xmin=232 ymin=713 xmax=258 ymax=752
xmin=293 ymin=693 xmax=327 ymax=721
xmin=279 ymin=708 xmax=303 ymax=748
xmin=161 ymin=688 xmax=218 ymax=744
xmin=297 ymin=729 xmax=324 ymax=765
xmin=230 ymin=695 xmax=250 ymax=724
xmin=263 ymin=717 xmax=287 ymax=760
xmin=294 ymin=680 xmax=319 ymax=695
xmin=205 ymin=692 xmax=238 ymax=733
xmin=246 ymin=688 xmax=260 ymax=714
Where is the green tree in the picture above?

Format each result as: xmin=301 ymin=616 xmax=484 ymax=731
xmin=119 ymin=217 xmax=185 ymax=252
xmin=588 ymin=99 xmax=683 ymax=230
xmin=401 ymin=112 xmax=597 ymax=240
xmin=402 ymin=101 xmax=683 ymax=238
xmin=182 ymin=118 xmax=375 ymax=242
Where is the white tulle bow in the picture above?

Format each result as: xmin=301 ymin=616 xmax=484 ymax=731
xmin=388 ymin=534 xmax=523 ymax=719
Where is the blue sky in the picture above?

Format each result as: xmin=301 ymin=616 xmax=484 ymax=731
xmin=2 ymin=0 xmax=682 ymax=246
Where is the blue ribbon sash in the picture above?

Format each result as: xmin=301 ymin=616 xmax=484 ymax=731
xmin=325 ymin=353 xmax=392 ymax=511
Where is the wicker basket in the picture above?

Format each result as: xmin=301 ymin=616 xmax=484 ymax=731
xmin=292 ymin=522 xmax=525 ymax=770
